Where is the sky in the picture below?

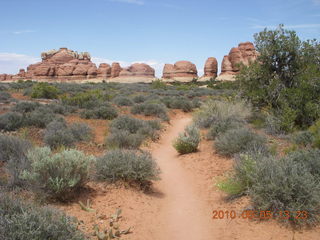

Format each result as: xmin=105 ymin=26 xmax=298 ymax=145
xmin=0 ymin=0 xmax=319 ymax=77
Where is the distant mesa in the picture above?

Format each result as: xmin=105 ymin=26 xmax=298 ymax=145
xmin=162 ymin=60 xmax=198 ymax=82
xmin=217 ymin=41 xmax=258 ymax=81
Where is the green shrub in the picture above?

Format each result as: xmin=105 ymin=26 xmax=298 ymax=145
xmin=80 ymin=105 xmax=118 ymax=120
xmin=132 ymin=94 xmax=147 ymax=103
xmin=109 ymin=115 xmax=145 ymax=134
xmin=151 ymin=79 xmax=167 ymax=89
xmin=215 ymin=127 xmax=267 ymax=157
xmin=0 ymin=91 xmax=12 ymax=103
xmin=69 ymin=123 xmax=93 ymax=141
xmin=61 ymin=89 xmax=103 ymax=108
xmin=24 ymin=106 xmax=58 ymax=128
xmin=131 ymin=102 xmax=168 ymax=120
xmin=105 ymin=130 xmax=144 ymax=149
xmin=107 ymin=117 xmax=161 ymax=149
xmin=238 ymin=25 xmax=320 ymax=131
xmin=309 ymin=119 xmax=320 ymax=148
xmin=173 ymin=125 xmax=200 ymax=154
xmin=12 ymin=101 xmax=40 ymax=113
xmin=194 ymin=100 xmax=251 ymax=129
xmin=44 ymin=120 xmax=75 ymax=149
xmin=0 ymin=135 xmax=32 ymax=186
xmin=23 ymin=147 xmax=94 ymax=200
xmin=249 ymin=150 xmax=320 ymax=226
xmin=31 ymin=82 xmax=59 ymax=99
xmin=0 ymin=112 xmax=24 ymax=131
xmin=113 ymin=96 xmax=134 ymax=106
xmin=293 ymin=131 xmax=314 ymax=147
xmin=162 ymin=96 xmax=194 ymax=112
xmin=0 ymin=195 xmax=85 ymax=240
xmin=96 ymin=149 xmax=159 ymax=185
xmin=207 ymin=119 xmax=243 ymax=140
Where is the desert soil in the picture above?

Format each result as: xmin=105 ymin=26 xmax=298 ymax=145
xmin=59 ymin=112 xmax=320 ymax=240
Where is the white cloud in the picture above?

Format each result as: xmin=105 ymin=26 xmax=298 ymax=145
xmin=251 ymin=23 xmax=320 ymax=29
xmin=0 ymin=53 xmax=40 ymax=74
xmin=109 ymin=0 xmax=144 ymax=5
xmin=12 ymin=30 xmax=36 ymax=35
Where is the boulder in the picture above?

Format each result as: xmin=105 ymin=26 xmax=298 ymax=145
xmin=162 ymin=60 xmax=198 ymax=82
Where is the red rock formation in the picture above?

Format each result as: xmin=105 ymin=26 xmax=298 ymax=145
xmin=17 ymin=48 xmax=98 ymax=81
xmin=162 ymin=61 xmax=198 ymax=81
xmin=219 ymin=42 xmax=258 ymax=80
xmin=119 ymin=63 xmax=155 ymax=78
xmin=97 ymin=63 xmax=111 ymax=78
xmin=111 ymin=62 xmax=122 ymax=78
xmin=203 ymin=57 xmax=218 ymax=78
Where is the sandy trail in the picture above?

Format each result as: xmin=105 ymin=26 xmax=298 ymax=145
xmin=150 ymin=116 xmax=217 ymax=240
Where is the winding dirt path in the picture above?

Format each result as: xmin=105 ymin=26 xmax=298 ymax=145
xmin=150 ymin=115 xmax=218 ymax=240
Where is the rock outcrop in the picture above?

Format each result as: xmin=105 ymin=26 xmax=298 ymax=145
xmin=162 ymin=61 xmax=198 ymax=82
xmin=217 ymin=42 xmax=258 ymax=81
xmin=19 ymin=48 xmax=98 ymax=81
xmin=0 ymin=74 xmax=13 ymax=81
xmin=110 ymin=63 xmax=122 ymax=78
xmin=199 ymin=57 xmax=218 ymax=81
xmin=111 ymin=63 xmax=155 ymax=83
xmin=97 ymin=63 xmax=111 ymax=79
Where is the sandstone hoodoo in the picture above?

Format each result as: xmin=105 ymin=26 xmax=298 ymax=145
xmin=22 ymin=47 xmax=98 ymax=81
xmin=120 ymin=63 xmax=155 ymax=78
xmin=217 ymin=41 xmax=258 ymax=81
xmin=162 ymin=60 xmax=198 ymax=82
xmin=110 ymin=62 xmax=122 ymax=78
xmin=199 ymin=57 xmax=218 ymax=81
xmin=112 ymin=63 xmax=156 ymax=83
xmin=97 ymin=63 xmax=112 ymax=79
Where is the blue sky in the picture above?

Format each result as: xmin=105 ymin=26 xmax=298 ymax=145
xmin=0 ymin=0 xmax=319 ymax=76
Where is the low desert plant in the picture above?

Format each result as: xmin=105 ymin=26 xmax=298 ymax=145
xmin=96 ymin=149 xmax=160 ymax=186
xmin=105 ymin=130 xmax=144 ymax=149
xmin=24 ymin=107 xmax=58 ymax=128
xmin=0 ymin=135 xmax=32 ymax=187
xmin=31 ymin=82 xmax=59 ymax=99
xmin=215 ymin=127 xmax=267 ymax=157
xmin=109 ymin=115 xmax=145 ymax=134
xmin=113 ymin=96 xmax=134 ymax=106
xmin=0 ymin=91 xmax=12 ymax=103
xmin=0 ymin=112 xmax=24 ymax=131
xmin=23 ymin=147 xmax=94 ymax=200
xmin=173 ymin=124 xmax=200 ymax=154
xmin=249 ymin=150 xmax=320 ymax=226
xmin=206 ymin=119 xmax=243 ymax=140
xmin=69 ymin=123 xmax=93 ymax=141
xmin=0 ymin=194 xmax=85 ymax=240
xmin=12 ymin=101 xmax=40 ymax=113
xmin=80 ymin=105 xmax=118 ymax=120
xmin=292 ymin=130 xmax=314 ymax=147
xmin=44 ymin=120 xmax=75 ymax=149
xmin=194 ymin=100 xmax=251 ymax=129
xmin=309 ymin=119 xmax=320 ymax=148
xmin=131 ymin=102 xmax=168 ymax=120
xmin=61 ymin=89 xmax=103 ymax=108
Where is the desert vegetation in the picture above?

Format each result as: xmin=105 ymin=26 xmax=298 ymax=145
xmin=0 ymin=25 xmax=319 ymax=239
